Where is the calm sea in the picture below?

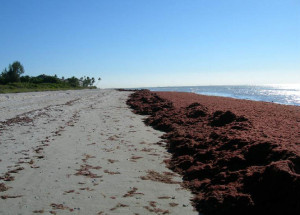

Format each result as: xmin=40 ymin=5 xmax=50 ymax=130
xmin=147 ymin=85 xmax=300 ymax=106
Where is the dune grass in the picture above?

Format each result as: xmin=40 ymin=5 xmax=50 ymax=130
xmin=0 ymin=83 xmax=96 ymax=94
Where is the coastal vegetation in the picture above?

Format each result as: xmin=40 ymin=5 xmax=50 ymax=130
xmin=0 ymin=61 xmax=98 ymax=93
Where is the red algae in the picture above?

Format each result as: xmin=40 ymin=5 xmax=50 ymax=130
xmin=127 ymin=90 xmax=300 ymax=215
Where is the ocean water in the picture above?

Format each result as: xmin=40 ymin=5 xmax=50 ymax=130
xmin=147 ymin=85 xmax=300 ymax=106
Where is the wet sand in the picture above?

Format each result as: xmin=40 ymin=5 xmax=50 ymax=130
xmin=0 ymin=89 xmax=197 ymax=215
xmin=127 ymin=90 xmax=300 ymax=215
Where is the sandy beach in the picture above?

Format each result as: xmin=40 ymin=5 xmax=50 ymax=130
xmin=0 ymin=89 xmax=197 ymax=215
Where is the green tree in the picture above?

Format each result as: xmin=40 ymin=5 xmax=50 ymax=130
xmin=67 ymin=76 xmax=80 ymax=87
xmin=81 ymin=76 xmax=96 ymax=87
xmin=1 ymin=61 xmax=25 ymax=84
xmin=20 ymin=75 xmax=31 ymax=83
xmin=34 ymin=74 xmax=60 ymax=83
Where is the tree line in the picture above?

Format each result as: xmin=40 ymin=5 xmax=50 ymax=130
xmin=0 ymin=61 xmax=99 ymax=88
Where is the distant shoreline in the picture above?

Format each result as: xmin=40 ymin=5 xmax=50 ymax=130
xmin=142 ymin=85 xmax=300 ymax=106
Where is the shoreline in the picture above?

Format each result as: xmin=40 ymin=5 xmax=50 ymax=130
xmin=127 ymin=90 xmax=300 ymax=215
xmin=146 ymin=85 xmax=300 ymax=106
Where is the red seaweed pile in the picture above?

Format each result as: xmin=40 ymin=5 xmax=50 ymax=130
xmin=127 ymin=90 xmax=300 ymax=215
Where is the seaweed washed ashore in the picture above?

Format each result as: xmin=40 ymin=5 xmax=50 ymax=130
xmin=127 ymin=90 xmax=300 ymax=215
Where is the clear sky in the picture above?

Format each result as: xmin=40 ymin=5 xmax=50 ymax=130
xmin=0 ymin=0 xmax=299 ymax=88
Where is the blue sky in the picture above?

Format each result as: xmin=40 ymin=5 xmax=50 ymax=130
xmin=0 ymin=0 xmax=299 ymax=88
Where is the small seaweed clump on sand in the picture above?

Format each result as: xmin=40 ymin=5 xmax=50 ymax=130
xmin=127 ymin=90 xmax=300 ymax=215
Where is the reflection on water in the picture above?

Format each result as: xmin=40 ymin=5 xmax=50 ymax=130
xmin=148 ymin=85 xmax=300 ymax=106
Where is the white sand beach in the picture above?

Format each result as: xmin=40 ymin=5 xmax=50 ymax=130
xmin=0 ymin=89 xmax=197 ymax=215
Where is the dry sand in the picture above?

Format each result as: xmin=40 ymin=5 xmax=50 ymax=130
xmin=0 ymin=89 xmax=197 ymax=215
